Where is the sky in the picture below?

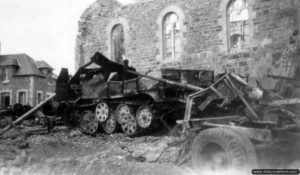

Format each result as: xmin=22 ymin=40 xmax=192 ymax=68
xmin=0 ymin=0 xmax=135 ymax=74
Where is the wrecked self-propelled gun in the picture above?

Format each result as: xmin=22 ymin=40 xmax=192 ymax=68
xmin=54 ymin=52 xmax=216 ymax=136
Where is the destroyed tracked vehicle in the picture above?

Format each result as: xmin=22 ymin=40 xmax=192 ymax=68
xmin=54 ymin=52 xmax=215 ymax=136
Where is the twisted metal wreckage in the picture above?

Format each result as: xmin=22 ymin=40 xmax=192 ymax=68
xmin=1 ymin=33 xmax=300 ymax=171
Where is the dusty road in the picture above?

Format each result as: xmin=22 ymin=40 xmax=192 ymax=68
xmin=0 ymin=127 xmax=189 ymax=175
xmin=1 ymin=126 xmax=299 ymax=175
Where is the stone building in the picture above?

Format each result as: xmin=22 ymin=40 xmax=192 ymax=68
xmin=0 ymin=54 xmax=56 ymax=109
xmin=75 ymin=0 xmax=300 ymax=89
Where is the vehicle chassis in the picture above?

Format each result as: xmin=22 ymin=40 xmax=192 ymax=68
xmin=177 ymin=72 xmax=300 ymax=169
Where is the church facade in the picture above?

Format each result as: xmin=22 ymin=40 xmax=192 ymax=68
xmin=75 ymin=0 xmax=300 ymax=88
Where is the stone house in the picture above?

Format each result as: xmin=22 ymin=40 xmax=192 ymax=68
xmin=75 ymin=0 xmax=300 ymax=89
xmin=0 ymin=54 xmax=56 ymax=109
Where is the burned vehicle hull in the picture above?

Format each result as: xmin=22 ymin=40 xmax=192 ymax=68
xmin=54 ymin=52 xmax=215 ymax=136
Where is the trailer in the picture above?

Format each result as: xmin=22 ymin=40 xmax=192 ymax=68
xmin=175 ymin=32 xmax=300 ymax=172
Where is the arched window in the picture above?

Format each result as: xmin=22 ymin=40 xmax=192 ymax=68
xmin=111 ymin=24 xmax=125 ymax=63
xmin=227 ymin=0 xmax=249 ymax=51
xmin=163 ymin=12 xmax=181 ymax=60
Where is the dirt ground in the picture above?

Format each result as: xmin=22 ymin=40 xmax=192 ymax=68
xmin=1 ymin=125 xmax=300 ymax=175
xmin=0 ymin=126 xmax=191 ymax=175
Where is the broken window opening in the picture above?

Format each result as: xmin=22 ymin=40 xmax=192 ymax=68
xmin=37 ymin=91 xmax=43 ymax=105
xmin=227 ymin=0 xmax=249 ymax=52
xmin=111 ymin=24 xmax=125 ymax=63
xmin=18 ymin=91 xmax=27 ymax=105
xmin=163 ymin=12 xmax=181 ymax=61
xmin=0 ymin=92 xmax=10 ymax=108
xmin=1 ymin=67 xmax=10 ymax=83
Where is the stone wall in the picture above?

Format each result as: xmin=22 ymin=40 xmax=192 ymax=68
xmin=34 ymin=76 xmax=56 ymax=105
xmin=75 ymin=0 xmax=300 ymax=89
xmin=0 ymin=75 xmax=55 ymax=107
xmin=0 ymin=76 xmax=31 ymax=105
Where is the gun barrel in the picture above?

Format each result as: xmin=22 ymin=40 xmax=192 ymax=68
xmin=126 ymin=70 xmax=203 ymax=91
xmin=90 ymin=52 xmax=203 ymax=91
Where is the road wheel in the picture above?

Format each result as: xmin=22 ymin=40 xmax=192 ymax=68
xmin=95 ymin=101 xmax=109 ymax=122
xmin=79 ymin=110 xmax=99 ymax=135
xmin=114 ymin=104 xmax=133 ymax=124
xmin=120 ymin=113 xmax=138 ymax=136
xmin=191 ymin=127 xmax=257 ymax=172
xmin=136 ymin=105 xmax=154 ymax=129
xmin=101 ymin=112 xmax=118 ymax=134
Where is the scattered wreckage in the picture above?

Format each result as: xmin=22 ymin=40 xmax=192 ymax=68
xmin=1 ymin=39 xmax=299 ymax=171
xmin=175 ymin=70 xmax=300 ymax=171
xmin=175 ymin=32 xmax=300 ymax=171
xmin=0 ymin=104 xmax=32 ymax=124
xmin=0 ymin=94 xmax=56 ymax=137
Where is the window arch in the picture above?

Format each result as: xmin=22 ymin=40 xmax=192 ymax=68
xmin=227 ymin=0 xmax=249 ymax=51
xmin=111 ymin=24 xmax=125 ymax=63
xmin=163 ymin=12 xmax=181 ymax=60
xmin=156 ymin=5 xmax=185 ymax=62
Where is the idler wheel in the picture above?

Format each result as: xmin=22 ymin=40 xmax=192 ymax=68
xmin=101 ymin=112 xmax=118 ymax=134
xmin=95 ymin=101 xmax=109 ymax=122
xmin=136 ymin=105 xmax=154 ymax=129
xmin=79 ymin=110 xmax=99 ymax=134
xmin=120 ymin=113 xmax=138 ymax=136
xmin=114 ymin=104 xmax=133 ymax=124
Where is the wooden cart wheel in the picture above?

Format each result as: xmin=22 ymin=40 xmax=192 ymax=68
xmin=114 ymin=104 xmax=133 ymax=124
xmin=136 ymin=105 xmax=154 ymax=129
xmin=95 ymin=101 xmax=109 ymax=122
xmin=120 ymin=113 xmax=138 ymax=136
xmin=101 ymin=112 xmax=118 ymax=134
xmin=79 ymin=110 xmax=99 ymax=134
